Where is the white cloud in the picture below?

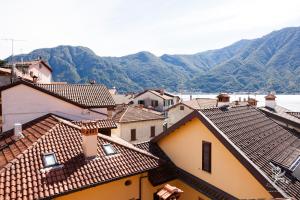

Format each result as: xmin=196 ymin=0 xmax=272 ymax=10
xmin=0 ymin=0 xmax=299 ymax=59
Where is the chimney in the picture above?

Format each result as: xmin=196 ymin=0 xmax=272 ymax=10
xmin=265 ymin=92 xmax=276 ymax=109
xmin=13 ymin=123 xmax=24 ymax=141
xmin=89 ymin=80 xmax=96 ymax=85
xmin=160 ymin=89 xmax=164 ymax=95
xmin=33 ymin=75 xmax=38 ymax=83
xmin=247 ymin=98 xmax=258 ymax=107
xmin=81 ymin=122 xmax=98 ymax=158
xmin=216 ymin=93 xmax=230 ymax=107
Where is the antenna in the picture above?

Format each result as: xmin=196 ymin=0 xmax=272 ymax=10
xmin=1 ymin=38 xmax=26 ymax=83
xmin=1 ymin=38 xmax=26 ymax=64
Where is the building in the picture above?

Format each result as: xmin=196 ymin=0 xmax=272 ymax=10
xmin=0 ymin=59 xmax=52 ymax=85
xmin=112 ymin=105 xmax=165 ymax=143
xmin=0 ymin=114 xmax=173 ymax=200
xmin=133 ymin=89 xmax=180 ymax=112
xmin=147 ymin=105 xmax=300 ymax=199
xmin=0 ymin=80 xmax=115 ymax=131
xmin=260 ymin=94 xmax=300 ymax=132
xmin=166 ymin=98 xmax=217 ymax=126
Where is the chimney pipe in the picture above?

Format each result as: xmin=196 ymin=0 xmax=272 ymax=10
xmin=216 ymin=93 xmax=230 ymax=107
xmin=265 ymin=92 xmax=276 ymax=109
xmin=81 ymin=122 xmax=98 ymax=158
xmin=13 ymin=123 xmax=24 ymax=141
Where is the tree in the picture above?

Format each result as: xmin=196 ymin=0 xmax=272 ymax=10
xmin=0 ymin=59 xmax=6 ymax=67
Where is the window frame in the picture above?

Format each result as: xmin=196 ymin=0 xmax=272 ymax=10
xmin=103 ymin=144 xmax=117 ymax=156
xmin=202 ymin=141 xmax=212 ymax=173
xmin=180 ymin=105 xmax=185 ymax=110
xmin=42 ymin=152 xmax=59 ymax=168
xmin=150 ymin=126 xmax=155 ymax=137
xmin=131 ymin=129 xmax=137 ymax=141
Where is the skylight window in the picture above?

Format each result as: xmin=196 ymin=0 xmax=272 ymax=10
xmin=103 ymin=144 xmax=117 ymax=156
xmin=42 ymin=152 xmax=58 ymax=168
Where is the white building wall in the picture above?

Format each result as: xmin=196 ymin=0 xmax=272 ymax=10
xmin=167 ymin=104 xmax=194 ymax=126
xmin=1 ymin=84 xmax=107 ymax=131
xmin=133 ymin=91 xmax=178 ymax=112
xmin=133 ymin=92 xmax=164 ymax=111
xmin=28 ymin=64 xmax=52 ymax=83
xmin=112 ymin=119 xmax=164 ymax=143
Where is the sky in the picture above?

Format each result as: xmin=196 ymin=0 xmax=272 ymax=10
xmin=0 ymin=0 xmax=300 ymax=59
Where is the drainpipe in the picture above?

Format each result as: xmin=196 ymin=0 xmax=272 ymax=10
xmin=138 ymin=174 xmax=148 ymax=200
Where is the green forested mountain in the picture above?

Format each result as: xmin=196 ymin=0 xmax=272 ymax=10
xmin=7 ymin=27 xmax=300 ymax=93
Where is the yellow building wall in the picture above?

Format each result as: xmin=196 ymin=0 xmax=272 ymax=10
xmin=158 ymin=118 xmax=273 ymax=199
xmin=56 ymin=172 xmax=210 ymax=200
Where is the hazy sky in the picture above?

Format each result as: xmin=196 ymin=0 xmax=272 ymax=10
xmin=0 ymin=0 xmax=300 ymax=59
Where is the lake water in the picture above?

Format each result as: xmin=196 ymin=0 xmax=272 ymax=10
xmin=179 ymin=94 xmax=300 ymax=112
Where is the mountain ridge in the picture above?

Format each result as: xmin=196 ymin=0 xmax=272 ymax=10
xmin=5 ymin=26 xmax=300 ymax=93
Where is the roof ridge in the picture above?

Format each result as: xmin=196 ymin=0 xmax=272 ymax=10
xmin=119 ymin=106 xmax=129 ymax=122
xmin=99 ymin=134 xmax=159 ymax=160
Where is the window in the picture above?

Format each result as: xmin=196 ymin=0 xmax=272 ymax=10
xmin=151 ymin=100 xmax=158 ymax=107
xmin=180 ymin=105 xmax=184 ymax=110
xmin=131 ymin=129 xmax=136 ymax=141
xmin=202 ymin=141 xmax=211 ymax=173
xmin=103 ymin=144 xmax=117 ymax=155
xmin=42 ymin=152 xmax=58 ymax=168
xmin=138 ymin=100 xmax=145 ymax=105
xmin=150 ymin=126 xmax=155 ymax=137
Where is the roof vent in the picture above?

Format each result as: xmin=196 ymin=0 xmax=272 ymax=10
xmin=13 ymin=123 xmax=24 ymax=141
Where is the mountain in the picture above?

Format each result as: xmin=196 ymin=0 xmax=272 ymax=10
xmin=6 ymin=26 xmax=300 ymax=93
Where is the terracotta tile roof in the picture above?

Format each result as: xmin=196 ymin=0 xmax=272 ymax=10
xmin=183 ymin=98 xmax=217 ymax=110
xmin=0 ymin=114 xmax=60 ymax=169
xmin=111 ymin=94 xmax=134 ymax=105
xmin=0 ymin=80 xmax=116 ymax=108
xmin=113 ymin=105 xmax=165 ymax=123
xmin=200 ymin=106 xmax=300 ymax=199
xmin=135 ymin=89 xmax=178 ymax=100
xmin=36 ymin=83 xmax=115 ymax=108
xmin=72 ymin=119 xmax=117 ymax=129
xmin=7 ymin=60 xmax=52 ymax=72
xmin=157 ymin=184 xmax=183 ymax=199
xmin=0 ymin=115 xmax=159 ymax=199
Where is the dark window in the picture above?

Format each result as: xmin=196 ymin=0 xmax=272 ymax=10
xmin=151 ymin=100 xmax=158 ymax=107
xmin=124 ymin=180 xmax=132 ymax=186
xmin=202 ymin=141 xmax=211 ymax=173
xmin=103 ymin=144 xmax=117 ymax=155
xmin=138 ymin=100 xmax=145 ymax=105
xmin=42 ymin=152 xmax=58 ymax=168
xmin=180 ymin=105 xmax=184 ymax=110
xmin=150 ymin=126 xmax=155 ymax=137
xmin=131 ymin=129 xmax=136 ymax=141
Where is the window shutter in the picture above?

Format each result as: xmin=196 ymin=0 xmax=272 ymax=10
xmin=131 ymin=129 xmax=136 ymax=141
xmin=202 ymin=141 xmax=211 ymax=173
xmin=150 ymin=126 xmax=155 ymax=137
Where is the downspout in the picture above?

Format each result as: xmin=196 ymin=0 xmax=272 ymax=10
xmin=138 ymin=174 xmax=148 ymax=200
